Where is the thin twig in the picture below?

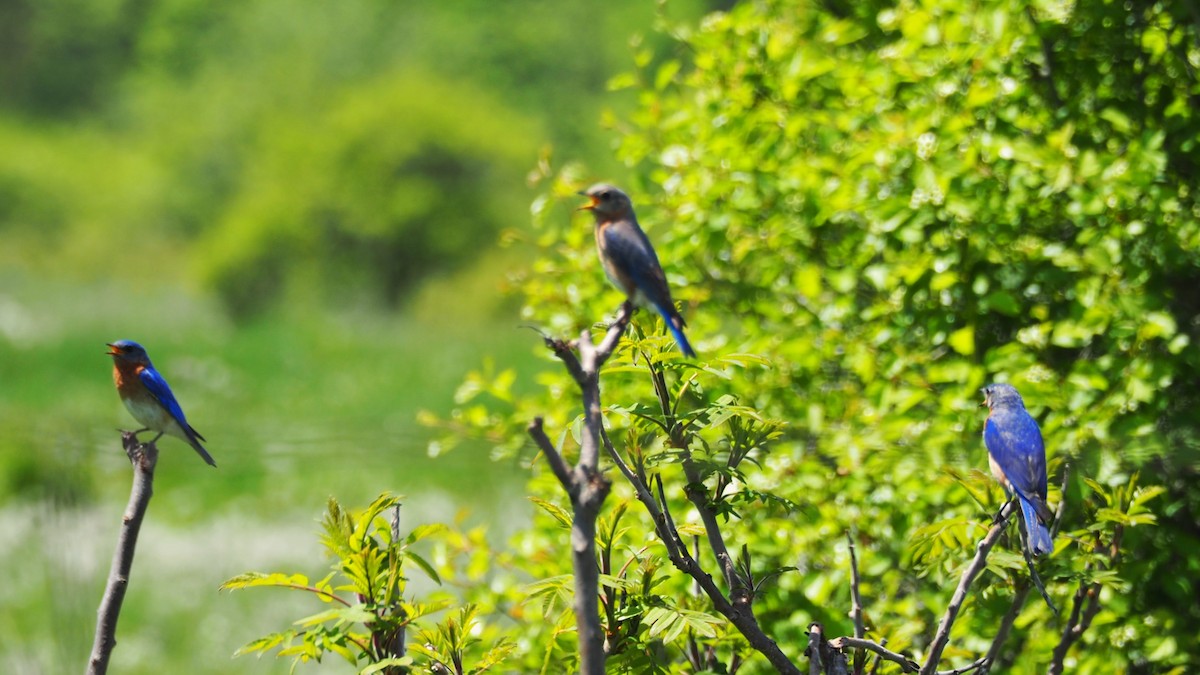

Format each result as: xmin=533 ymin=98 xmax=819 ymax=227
xmin=1047 ymin=527 xmax=1119 ymax=675
xmin=599 ymin=426 xmax=684 ymax=562
xmin=829 ymin=637 xmax=918 ymax=673
xmin=847 ymin=531 xmax=865 ymax=640
xmin=87 ymin=433 xmax=159 ymax=675
xmin=869 ymin=638 xmax=888 ymax=675
xmin=935 ymin=655 xmax=990 ymax=675
xmin=650 ymin=353 xmax=747 ymax=605
xmin=919 ymin=501 xmax=1016 ymax=675
xmin=979 ymin=583 xmax=1031 ymax=674
xmin=846 ymin=530 xmax=866 ymax=675
xmin=529 ymin=418 xmax=574 ymax=493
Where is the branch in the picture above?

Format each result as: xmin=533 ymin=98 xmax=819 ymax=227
xmin=846 ymin=530 xmax=867 ymax=675
xmin=935 ymin=655 xmax=990 ymax=675
xmin=919 ymin=500 xmax=1016 ymax=675
xmin=847 ymin=531 xmax=865 ymax=640
xmin=87 ymin=432 xmax=159 ymax=675
xmin=978 ymin=583 xmax=1031 ymax=674
xmin=599 ymin=426 xmax=684 ymax=562
xmin=525 ymin=304 xmax=634 ymax=675
xmin=806 ymin=623 xmax=850 ymax=675
xmin=1047 ymin=580 xmax=1102 ymax=675
xmin=829 ymin=637 xmax=918 ymax=673
xmin=1047 ymin=526 xmax=1120 ymax=675
xmin=632 ymin=360 xmax=799 ymax=672
xmin=647 ymin=356 xmax=748 ymax=606
xmin=529 ymin=418 xmax=573 ymax=492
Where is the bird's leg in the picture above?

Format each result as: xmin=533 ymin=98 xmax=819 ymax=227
xmin=992 ymin=494 xmax=1015 ymax=524
xmin=146 ymin=431 xmax=165 ymax=447
xmin=127 ymin=427 xmax=151 ymax=442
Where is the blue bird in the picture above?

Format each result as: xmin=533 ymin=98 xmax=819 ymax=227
xmin=981 ymin=383 xmax=1052 ymax=556
xmin=107 ymin=340 xmax=216 ymax=467
xmin=578 ymin=183 xmax=696 ymax=358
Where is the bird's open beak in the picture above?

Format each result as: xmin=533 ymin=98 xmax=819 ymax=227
xmin=978 ymin=388 xmax=989 ymax=408
xmin=105 ymin=343 xmax=120 ymax=357
xmin=576 ymin=192 xmax=597 ymax=211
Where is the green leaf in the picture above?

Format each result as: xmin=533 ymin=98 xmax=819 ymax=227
xmin=529 ymin=496 xmax=573 ymax=529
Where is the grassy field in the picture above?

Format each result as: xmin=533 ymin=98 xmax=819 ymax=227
xmin=0 ymin=268 xmax=540 ymax=674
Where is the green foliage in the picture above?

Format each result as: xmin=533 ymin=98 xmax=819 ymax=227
xmin=0 ymin=0 xmax=714 ymax=319
xmin=431 ymin=0 xmax=1200 ymax=671
xmin=222 ymin=493 xmax=512 ymax=674
xmin=192 ymin=71 xmax=535 ymax=316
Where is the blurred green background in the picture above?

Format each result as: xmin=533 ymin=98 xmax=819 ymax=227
xmin=0 ymin=1 xmax=714 ymax=672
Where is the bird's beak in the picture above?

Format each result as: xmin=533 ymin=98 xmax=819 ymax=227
xmin=105 ymin=343 xmax=120 ymax=357
xmin=576 ymin=192 xmax=597 ymax=211
xmin=978 ymin=389 xmax=989 ymax=408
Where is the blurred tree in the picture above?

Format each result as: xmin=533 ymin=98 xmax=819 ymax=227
xmin=192 ymin=73 xmax=537 ymax=315
xmin=0 ymin=0 xmax=147 ymax=115
xmin=0 ymin=0 xmax=721 ymax=315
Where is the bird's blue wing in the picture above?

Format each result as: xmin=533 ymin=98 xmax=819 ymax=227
xmin=602 ymin=221 xmax=673 ymax=308
xmin=984 ymin=412 xmax=1048 ymax=499
xmin=139 ymin=367 xmax=190 ymax=427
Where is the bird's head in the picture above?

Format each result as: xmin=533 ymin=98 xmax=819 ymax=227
xmin=577 ymin=183 xmax=633 ymax=221
xmin=106 ymin=340 xmax=151 ymax=366
xmin=980 ymin=383 xmax=1024 ymax=410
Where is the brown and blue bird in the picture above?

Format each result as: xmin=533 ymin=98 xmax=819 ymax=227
xmin=981 ymin=383 xmax=1052 ymax=555
xmin=107 ymin=340 xmax=216 ymax=467
xmin=578 ymin=183 xmax=696 ymax=357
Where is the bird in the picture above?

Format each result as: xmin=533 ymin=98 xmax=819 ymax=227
xmin=980 ymin=383 xmax=1052 ymax=556
xmin=106 ymin=340 xmax=216 ymax=467
xmin=578 ymin=183 xmax=696 ymax=358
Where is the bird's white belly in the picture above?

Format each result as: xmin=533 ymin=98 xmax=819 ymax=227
xmin=123 ymin=397 xmax=175 ymax=434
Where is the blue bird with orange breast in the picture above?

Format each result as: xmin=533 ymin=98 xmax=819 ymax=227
xmin=578 ymin=183 xmax=696 ymax=358
xmin=107 ymin=340 xmax=216 ymax=467
xmin=981 ymin=383 xmax=1052 ymax=555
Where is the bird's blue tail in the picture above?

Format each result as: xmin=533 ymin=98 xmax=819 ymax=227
xmin=655 ymin=304 xmax=696 ymax=358
xmin=1019 ymin=496 xmax=1053 ymax=556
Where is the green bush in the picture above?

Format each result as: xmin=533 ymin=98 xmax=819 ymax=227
xmin=431 ymin=0 xmax=1200 ymax=672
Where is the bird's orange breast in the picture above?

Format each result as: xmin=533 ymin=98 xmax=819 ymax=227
xmin=112 ymin=362 xmax=144 ymax=397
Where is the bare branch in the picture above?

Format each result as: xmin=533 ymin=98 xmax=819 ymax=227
xmin=935 ymin=655 xmax=991 ymax=675
xmin=528 ymin=418 xmax=573 ymax=492
xmin=847 ymin=531 xmax=865 ymax=640
xmin=829 ymin=637 xmax=918 ymax=673
xmin=527 ymin=304 xmax=634 ymax=675
xmin=88 ymin=433 xmax=159 ymax=675
xmin=919 ymin=500 xmax=1016 ymax=675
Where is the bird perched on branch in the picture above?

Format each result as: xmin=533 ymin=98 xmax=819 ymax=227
xmin=106 ymin=340 xmax=216 ymax=467
xmin=980 ymin=383 xmax=1052 ymax=555
xmin=578 ymin=183 xmax=696 ymax=358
